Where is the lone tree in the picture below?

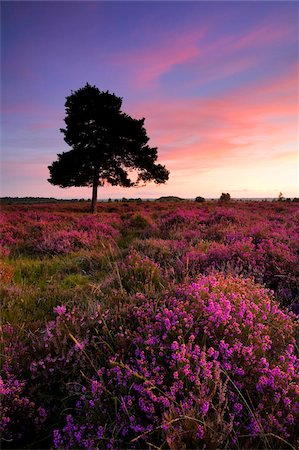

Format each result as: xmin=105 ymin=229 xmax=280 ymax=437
xmin=48 ymin=83 xmax=169 ymax=212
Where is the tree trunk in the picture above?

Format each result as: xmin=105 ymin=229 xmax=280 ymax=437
xmin=91 ymin=170 xmax=99 ymax=213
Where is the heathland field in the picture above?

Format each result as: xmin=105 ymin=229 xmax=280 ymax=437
xmin=1 ymin=201 xmax=299 ymax=449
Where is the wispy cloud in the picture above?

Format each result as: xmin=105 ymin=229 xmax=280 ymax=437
xmin=108 ymin=29 xmax=206 ymax=88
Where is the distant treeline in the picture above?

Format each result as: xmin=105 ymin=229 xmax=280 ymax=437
xmin=0 ymin=197 xmax=87 ymax=205
xmin=1 ymin=196 xmax=299 ymax=205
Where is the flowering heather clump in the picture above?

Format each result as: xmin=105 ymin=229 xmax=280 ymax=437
xmin=0 ymin=326 xmax=47 ymax=445
xmin=158 ymin=209 xmax=205 ymax=240
xmin=53 ymin=275 xmax=299 ymax=449
xmin=0 ymin=370 xmax=47 ymax=444
xmin=134 ymin=238 xmax=187 ymax=268
xmin=0 ymin=208 xmax=120 ymax=255
xmin=75 ymin=215 xmax=120 ymax=240
xmin=36 ymin=229 xmax=91 ymax=254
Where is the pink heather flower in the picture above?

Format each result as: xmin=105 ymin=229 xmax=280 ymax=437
xmin=171 ymin=341 xmax=179 ymax=351
xmin=97 ymin=426 xmax=105 ymax=439
xmin=196 ymin=425 xmax=204 ymax=439
xmin=283 ymin=397 xmax=291 ymax=407
xmin=201 ymin=401 xmax=209 ymax=415
xmin=235 ymin=367 xmax=245 ymax=376
xmin=53 ymin=305 xmax=66 ymax=316
xmin=182 ymin=366 xmax=190 ymax=376
xmin=75 ymin=341 xmax=85 ymax=351
xmin=207 ymin=347 xmax=215 ymax=357
xmin=53 ymin=430 xmax=62 ymax=448
xmin=233 ymin=403 xmax=243 ymax=414
xmin=38 ymin=407 xmax=47 ymax=420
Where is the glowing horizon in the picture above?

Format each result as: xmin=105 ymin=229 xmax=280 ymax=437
xmin=1 ymin=1 xmax=298 ymax=199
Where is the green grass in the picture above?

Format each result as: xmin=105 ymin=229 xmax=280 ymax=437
xmin=1 ymin=250 xmax=117 ymax=325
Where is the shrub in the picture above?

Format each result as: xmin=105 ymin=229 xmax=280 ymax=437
xmin=129 ymin=213 xmax=151 ymax=229
xmin=195 ymin=196 xmax=205 ymax=203
xmin=118 ymin=251 xmax=163 ymax=294
xmin=220 ymin=193 xmax=231 ymax=202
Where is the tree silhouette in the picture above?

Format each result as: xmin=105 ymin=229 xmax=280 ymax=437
xmin=48 ymin=83 xmax=169 ymax=212
xmin=220 ymin=192 xmax=231 ymax=202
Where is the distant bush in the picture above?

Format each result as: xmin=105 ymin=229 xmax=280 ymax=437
xmin=195 ymin=196 xmax=205 ymax=203
xmin=156 ymin=196 xmax=184 ymax=202
xmin=220 ymin=192 xmax=231 ymax=202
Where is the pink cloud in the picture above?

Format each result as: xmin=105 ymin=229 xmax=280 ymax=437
xmin=3 ymin=101 xmax=61 ymax=120
xmin=231 ymin=22 xmax=293 ymax=51
xmin=27 ymin=120 xmax=62 ymax=131
xmin=1 ymin=161 xmax=49 ymax=179
xmin=3 ymin=103 xmax=39 ymax=115
xmin=128 ymin=64 xmax=298 ymax=173
xmin=108 ymin=28 xmax=206 ymax=88
xmin=201 ymin=18 xmax=295 ymax=59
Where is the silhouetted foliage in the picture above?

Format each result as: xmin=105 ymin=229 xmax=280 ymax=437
xmin=220 ymin=193 xmax=231 ymax=202
xmin=195 ymin=196 xmax=205 ymax=203
xmin=156 ymin=196 xmax=184 ymax=202
xmin=1 ymin=197 xmax=62 ymax=205
xmin=48 ymin=83 xmax=169 ymax=212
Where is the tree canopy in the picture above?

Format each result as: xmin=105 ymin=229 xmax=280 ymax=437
xmin=48 ymin=83 xmax=169 ymax=212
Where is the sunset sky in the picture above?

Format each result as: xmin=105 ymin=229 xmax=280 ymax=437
xmin=1 ymin=1 xmax=299 ymax=199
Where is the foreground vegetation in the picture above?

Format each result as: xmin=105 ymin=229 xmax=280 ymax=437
xmin=1 ymin=201 xmax=298 ymax=449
